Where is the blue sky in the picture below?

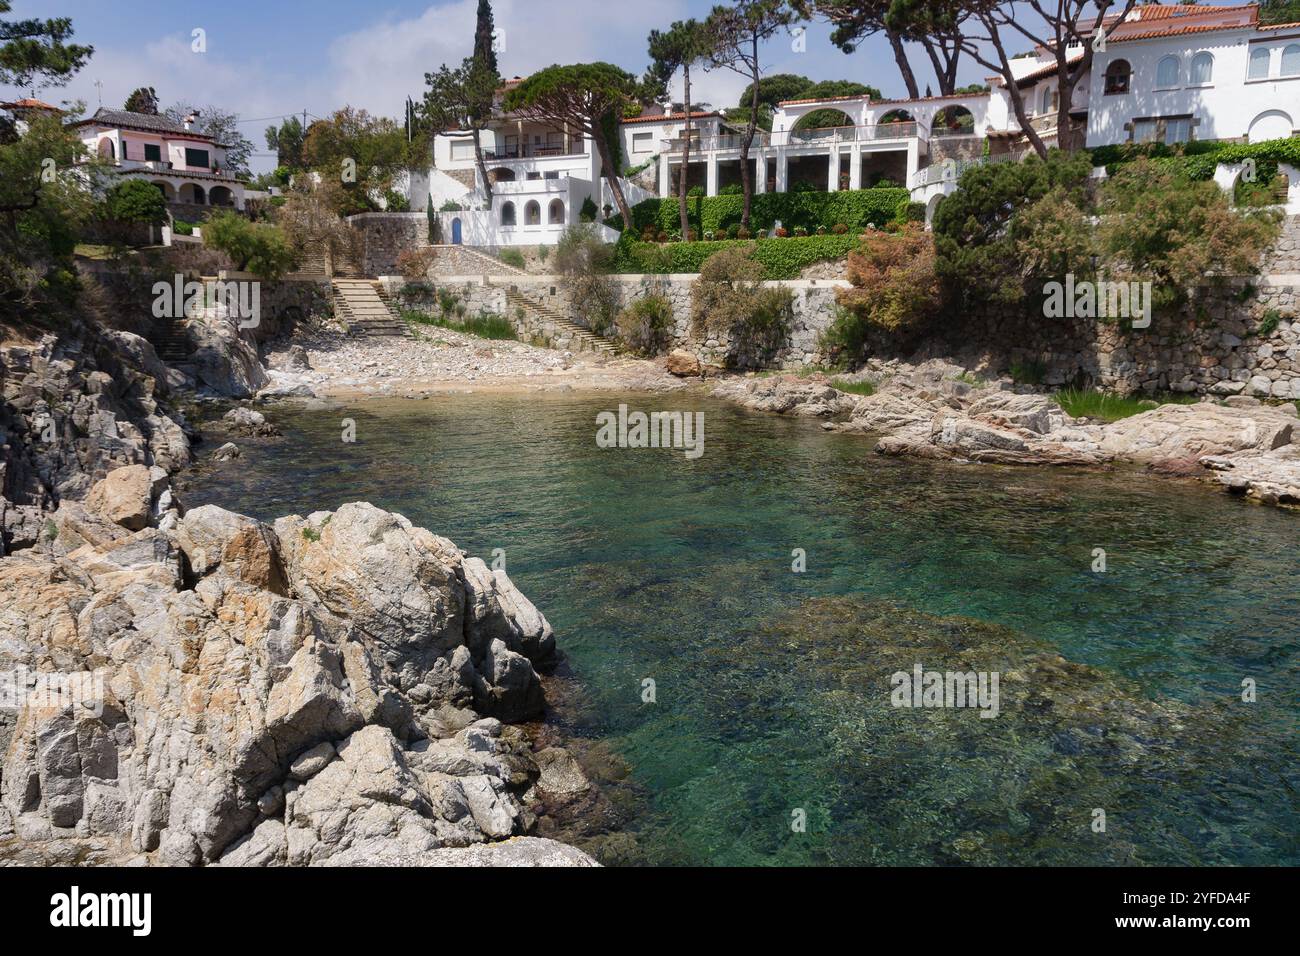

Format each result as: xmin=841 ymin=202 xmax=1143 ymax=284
xmin=13 ymin=0 xmax=1009 ymax=172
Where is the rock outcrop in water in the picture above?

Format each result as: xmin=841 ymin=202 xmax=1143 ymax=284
xmin=0 ymin=464 xmax=596 ymax=866
xmin=714 ymin=359 xmax=1300 ymax=507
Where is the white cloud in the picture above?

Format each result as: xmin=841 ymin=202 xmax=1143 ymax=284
xmin=326 ymin=0 xmax=693 ymax=116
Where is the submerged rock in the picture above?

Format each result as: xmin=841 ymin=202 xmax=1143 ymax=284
xmin=0 ymin=465 xmax=593 ymax=867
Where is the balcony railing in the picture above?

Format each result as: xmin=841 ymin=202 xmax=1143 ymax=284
xmin=911 ymin=152 xmax=1013 ymax=187
xmin=662 ymin=122 xmax=921 ymax=153
xmin=483 ymin=143 xmax=584 ymax=160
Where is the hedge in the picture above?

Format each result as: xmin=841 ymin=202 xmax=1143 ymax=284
xmin=1089 ymin=137 xmax=1300 ymax=181
xmin=614 ymin=233 xmax=860 ymax=279
xmin=619 ymin=187 xmax=910 ymax=235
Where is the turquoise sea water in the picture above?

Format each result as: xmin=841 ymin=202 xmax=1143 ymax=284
xmin=185 ymin=392 xmax=1299 ymax=866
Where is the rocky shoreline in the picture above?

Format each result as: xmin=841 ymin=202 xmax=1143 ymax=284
xmin=712 ymin=358 xmax=1300 ymax=510
xmin=0 ymin=463 xmax=600 ymax=866
xmin=0 ymin=322 xmax=608 ymax=866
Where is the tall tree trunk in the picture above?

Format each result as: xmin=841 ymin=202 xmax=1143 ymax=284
xmin=594 ymin=128 xmax=632 ymax=230
xmin=471 ymin=126 xmax=492 ymax=206
xmin=680 ymin=64 xmax=692 ymax=238
xmin=887 ymin=29 xmax=921 ymax=100
xmin=740 ymin=33 xmax=759 ymax=229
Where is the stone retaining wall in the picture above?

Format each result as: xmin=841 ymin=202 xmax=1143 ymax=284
xmin=392 ymin=273 xmax=848 ymax=366
xmin=345 ymin=213 xmax=430 ymax=277
xmin=944 ymin=276 xmax=1300 ymax=398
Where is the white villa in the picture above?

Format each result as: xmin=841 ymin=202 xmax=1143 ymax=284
xmin=418 ymin=2 xmax=1299 ymax=245
xmin=71 ymin=107 xmax=249 ymax=212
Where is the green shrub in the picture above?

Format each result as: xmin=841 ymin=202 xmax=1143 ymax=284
xmin=172 ymin=220 xmax=195 ymax=236
xmin=690 ymin=246 xmax=793 ymax=368
xmin=895 ymin=198 xmax=925 ymax=223
xmin=615 ymin=233 xmax=858 ymax=279
xmin=556 ymin=223 xmax=619 ymax=335
xmin=440 ymin=199 xmax=464 ymax=212
xmin=383 ymin=189 xmax=410 ymax=212
xmin=624 ymin=187 xmax=909 ymax=236
xmin=818 ymin=306 xmax=871 ymax=369
xmin=579 ymin=196 xmax=599 ymax=223
xmin=499 ymin=248 xmax=526 ymax=269
xmin=1097 ymin=158 xmax=1281 ymax=310
xmin=615 ymin=292 xmax=674 ymax=355
xmin=1089 ymin=137 xmax=1300 ymax=181
xmin=105 ymin=179 xmax=168 ymax=226
xmin=719 ymin=183 xmax=744 ymax=195
xmin=836 ymin=224 xmax=940 ymax=334
xmin=202 ymin=211 xmax=297 ymax=278
xmin=687 ymin=185 xmax=705 ymax=198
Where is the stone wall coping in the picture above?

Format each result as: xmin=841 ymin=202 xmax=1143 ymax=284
xmin=413 ymin=272 xmax=852 ymax=289
xmin=344 ymin=211 xmax=429 ymax=222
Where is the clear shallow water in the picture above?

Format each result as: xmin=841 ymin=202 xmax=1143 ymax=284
xmin=186 ymin=392 xmax=1299 ymax=866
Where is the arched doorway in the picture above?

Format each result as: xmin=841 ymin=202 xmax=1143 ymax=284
xmin=209 ymin=185 xmax=234 ymax=207
xmin=500 ymin=202 xmax=516 ymax=226
xmin=451 ymin=217 xmax=462 ymax=244
xmin=524 ymin=200 xmax=541 ymax=226
xmin=179 ymin=182 xmax=206 ymax=205
xmin=548 ymin=199 xmax=565 ymax=225
xmin=152 ymin=181 xmax=176 ymax=203
xmin=97 ymin=137 xmax=115 ymax=160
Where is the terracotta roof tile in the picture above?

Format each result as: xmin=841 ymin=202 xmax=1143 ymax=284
xmin=621 ymin=111 xmax=721 ymax=125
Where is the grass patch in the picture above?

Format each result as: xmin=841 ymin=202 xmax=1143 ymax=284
xmin=1053 ymin=388 xmax=1198 ymax=423
xmin=830 ymin=377 xmax=876 ymax=396
xmin=402 ymin=309 xmax=516 ymax=340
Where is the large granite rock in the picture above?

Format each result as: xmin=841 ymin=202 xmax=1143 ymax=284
xmin=1 ymin=328 xmax=190 ymax=553
xmin=0 ymin=467 xmax=592 ymax=867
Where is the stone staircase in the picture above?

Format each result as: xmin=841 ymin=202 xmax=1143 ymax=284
xmin=504 ymin=288 xmax=619 ymax=356
xmin=429 ymin=244 xmax=528 ymax=278
xmin=333 ymin=279 xmax=411 ymax=338
xmin=152 ymin=317 xmax=191 ymax=362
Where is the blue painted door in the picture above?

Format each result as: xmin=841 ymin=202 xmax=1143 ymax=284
xmin=451 ymin=217 xmax=462 ymax=244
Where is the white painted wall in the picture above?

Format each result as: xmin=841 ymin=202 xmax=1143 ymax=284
xmin=1087 ymin=27 xmax=1300 ymax=146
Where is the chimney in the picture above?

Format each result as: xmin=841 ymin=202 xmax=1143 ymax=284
xmin=183 ymin=110 xmax=200 ymax=130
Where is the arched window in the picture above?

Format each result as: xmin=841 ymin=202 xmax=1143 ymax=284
xmin=1104 ymin=59 xmax=1131 ymax=94
xmin=1283 ymin=44 xmax=1300 ymax=77
xmin=1249 ymin=46 xmax=1271 ymax=80
xmin=1156 ymin=55 xmax=1180 ymax=88
xmin=1040 ymin=85 xmax=1052 ymax=115
xmin=500 ymin=201 xmax=516 ymax=226
xmin=548 ymin=199 xmax=565 ymax=225
xmin=1190 ymin=52 xmax=1214 ymax=85
xmin=524 ymin=200 xmax=541 ymax=225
